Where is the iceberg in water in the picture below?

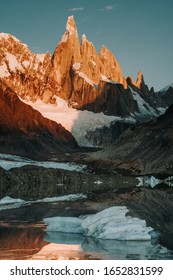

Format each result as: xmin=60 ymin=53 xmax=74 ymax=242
xmin=44 ymin=206 xmax=153 ymax=241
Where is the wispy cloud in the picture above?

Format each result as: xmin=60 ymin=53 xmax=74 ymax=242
xmin=99 ymin=4 xmax=119 ymax=12
xmin=68 ymin=7 xmax=84 ymax=12
xmin=105 ymin=5 xmax=114 ymax=10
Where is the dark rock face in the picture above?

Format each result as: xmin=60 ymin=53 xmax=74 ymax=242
xmin=0 ymin=83 xmax=78 ymax=158
xmin=160 ymin=87 xmax=173 ymax=107
xmin=88 ymin=105 xmax=173 ymax=175
xmin=127 ymin=188 xmax=173 ymax=237
xmin=70 ymin=81 xmax=139 ymax=117
xmin=86 ymin=120 xmax=134 ymax=148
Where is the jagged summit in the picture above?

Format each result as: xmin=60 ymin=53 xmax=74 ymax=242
xmin=136 ymin=71 xmax=144 ymax=89
xmin=0 ymin=16 xmax=171 ymax=121
xmin=66 ymin=16 xmax=77 ymax=33
xmin=81 ymin=34 xmax=87 ymax=42
xmin=126 ymin=71 xmax=144 ymax=90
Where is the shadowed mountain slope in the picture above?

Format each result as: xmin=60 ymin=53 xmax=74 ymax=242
xmin=88 ymin=105 xmax=173 ymax=175
xmin=0 ymin=82 xmax=78 ymax=158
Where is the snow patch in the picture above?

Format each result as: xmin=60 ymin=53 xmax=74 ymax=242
xmin=137 ymin=176 xmax=160 ymax=188
xmin=36 ymin=193 xmax=87 ymax=203
xmin=0 ymin=196 xmax=25 ymax=205
xmin=72 ymin=63 xmax=96 ymax=87
xmin=78 ymin=71 xmax=96 ymax=86
xmin=0 ymin=194 xmax=87 ymax=212
xmin=0 ymin=196 xmax=27 ymax=211
xmin=35 ymin=54 xmax=46 ymax=63
xmin=44 ymin=206 xmax=154 ymax=241
xmin=101 ymin=75 xmax=119 ymax=84
xmin=137 ymin=176 xmax=173 ymax=188
xmin=22 ymin=60 xmax=30 ymax=68
xmin=129 ymin=86 xmax=158 ymax=116
xmin=94 ymin=180 xmax=103 ymax=185
xmin=0 ymin=33 xmax=21 ymax=43
xmin=6 ymin=52 xmax=23 ymax=71
xmin=0 ymin=153 xmax=86 ymax=171
xmin=72 ymin=63 xmax=81 ymax=71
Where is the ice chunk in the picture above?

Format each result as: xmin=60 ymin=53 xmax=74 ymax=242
xmin=44 ymin=206 xmax=153 ymax=241
xmin=44 ymin=217 xmax=84 ymax=234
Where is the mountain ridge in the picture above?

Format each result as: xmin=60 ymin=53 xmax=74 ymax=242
xmin=0 ymin=16 xmax=173 ymax=150
xmin=1 ymin=16 xmax=171 ymax=119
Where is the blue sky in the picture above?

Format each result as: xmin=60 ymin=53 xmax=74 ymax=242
xmin=1 ymin=0 xmax=173 ymax=90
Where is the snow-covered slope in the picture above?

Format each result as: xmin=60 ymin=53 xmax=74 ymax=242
xmin=21 ymin=96 xmax=135 ymax=147
xmin=129 ymin=86 xmax=159 ymax=117
xmin=0 ymin=33 xmax=51 ymax=102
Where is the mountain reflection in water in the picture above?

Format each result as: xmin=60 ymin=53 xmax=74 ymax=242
xmin=0 ymin=222 xmax=173 ymax=260
xmin=0 ymin=226 xmax=47 ymax=259
xmin=43 ymin=231 xmax=172 ymax=260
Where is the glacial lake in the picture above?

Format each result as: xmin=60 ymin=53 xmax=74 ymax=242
xmin=0 ymin=196 xmax=173 ymax=260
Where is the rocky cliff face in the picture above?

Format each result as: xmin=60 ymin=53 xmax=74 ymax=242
xmin=0 ymin=81 xmax=78 ymax=158
xmin=43 ymin=16 xmax=170 ymax=119
xmin=44 ymin=16 xmax=129 ymax=115
xmin=0 ymin=17 xmax=170 ymax=121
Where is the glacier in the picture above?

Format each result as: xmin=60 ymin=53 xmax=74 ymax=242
xmin=21 ymin=96 xmax=135 ymax=147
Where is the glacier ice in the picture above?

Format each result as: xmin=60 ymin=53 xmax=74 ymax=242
xmin=44 ymin=206 xmax=153 ymax=241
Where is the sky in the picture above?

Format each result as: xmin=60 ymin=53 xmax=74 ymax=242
xmin=1 ymin=0 xmax=173 ymax=91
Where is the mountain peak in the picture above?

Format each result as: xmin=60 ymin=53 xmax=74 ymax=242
xmin=0 ymin=32 xmax=19 ymax=42
xmin=66 ymin=16 xmax=77 ymax=34
xmin=136 ymin=71 xmax=144 ymax=89
xmin=60 ymin=16 xmax=78 ymax=44
xmin=81 ymin=34 xmax=87 ymax=42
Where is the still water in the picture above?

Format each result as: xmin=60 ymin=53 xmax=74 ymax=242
xmin=0 ymin=202 xmax=173 ymax=260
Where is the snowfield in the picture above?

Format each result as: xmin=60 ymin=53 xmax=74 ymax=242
xmin=21 ymin=96 xmax=135 ymax=147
